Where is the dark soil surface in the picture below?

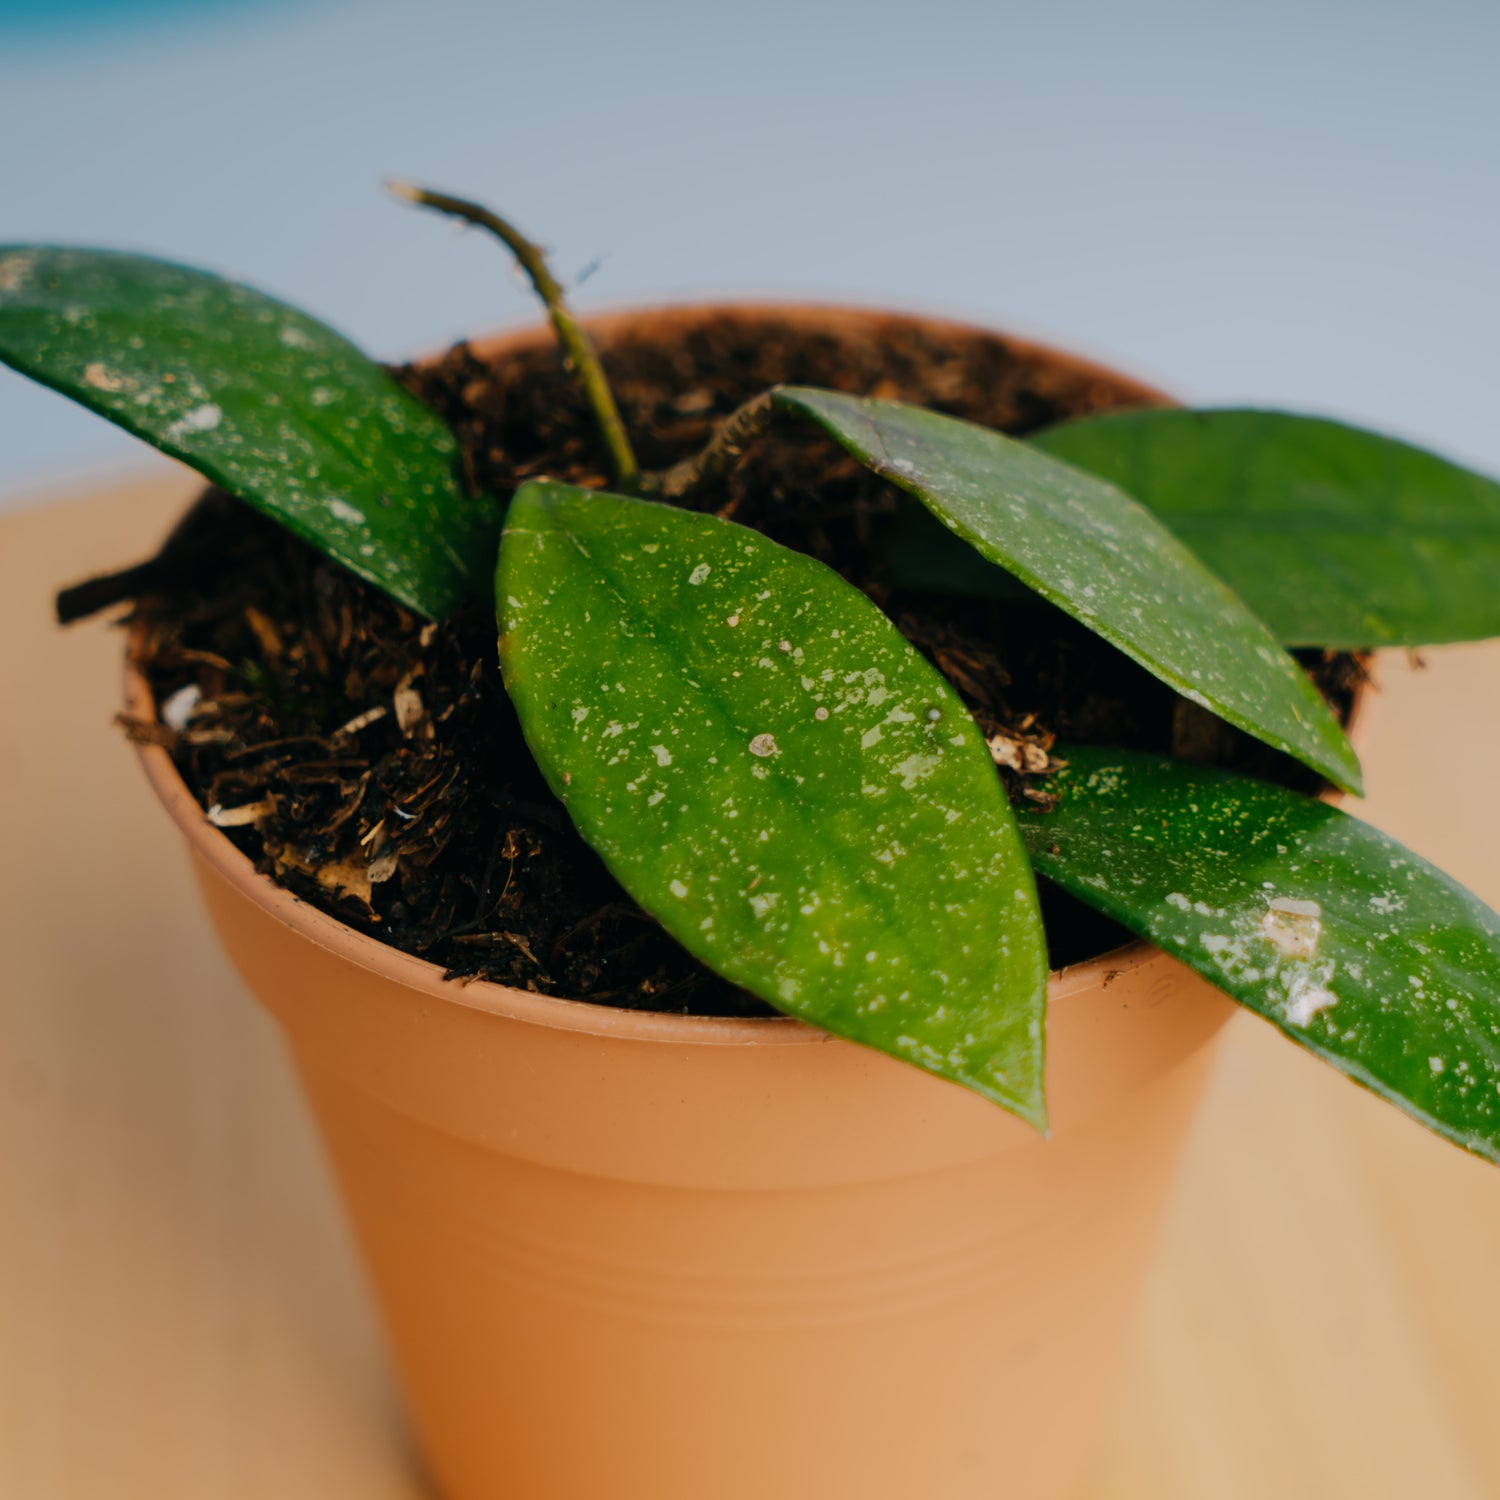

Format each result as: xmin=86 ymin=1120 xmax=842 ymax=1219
xmin=121 ymin=310 xmax=1365 ymax=1016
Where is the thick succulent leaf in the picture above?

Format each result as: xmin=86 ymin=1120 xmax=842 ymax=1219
xmin=497 ymin=479 xmax=1050 ymax=1126
xmin=775 ymin=387 xmax=1362 ymax=795
xmin=1030 ymin=407 xmax=1500 ymax=649
xmin=0 ymin=246 xmax=495 ymax=617
xmin=1018 ymin=746 xmax=1500 ymax=1163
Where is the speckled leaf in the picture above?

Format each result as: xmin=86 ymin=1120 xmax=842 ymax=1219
xmin=1018 ymin=746 xmax=1500 ymax=1163
xmin=0 ymin=246 xmax=495 ymax=617
xmin=497 ymin=479 xmax=1050 ymax=1126
xmin=775 ymin=388 xmax=1362 ymax=795
xmin=1031 ymin=408 xmax=1500 ymax=649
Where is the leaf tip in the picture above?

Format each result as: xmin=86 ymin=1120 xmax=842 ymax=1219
xmin=1329 ymin=742 xmax=1365 ymax=799
xmin=966 ymin=1068 xmax=1048 ymax=1136
xmin=1005 ymin=1083 xmax=1049 ymax=1137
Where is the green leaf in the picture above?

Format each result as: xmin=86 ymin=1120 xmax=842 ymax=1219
xmin=497 ymin=479 xmax=1051 ymax=1126
xmin=0 ymin=246 xmax=495 ymax=618
xmin=774 ymin=387 xmax=1362 ymax=795
xmin=1018 ymin=746 xmax=1500 ymax=1163
xmin=1030 ymin=407 xmax=1500 ymax=649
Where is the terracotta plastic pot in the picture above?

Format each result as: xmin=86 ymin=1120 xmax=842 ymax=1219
xmin=128 ymin=306 xmax=1244 ymax=1500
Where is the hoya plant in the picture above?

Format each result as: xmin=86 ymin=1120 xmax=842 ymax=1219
xmin=6 ymin=186 xmax=1500 ymax=1155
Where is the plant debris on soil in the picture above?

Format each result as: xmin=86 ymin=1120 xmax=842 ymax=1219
xmin=117 ymin=310 xmax=1366 ymax=1016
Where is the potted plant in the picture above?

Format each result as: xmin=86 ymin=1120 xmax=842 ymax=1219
xmin=6 ymin=186 xmax=1499 ymax=1500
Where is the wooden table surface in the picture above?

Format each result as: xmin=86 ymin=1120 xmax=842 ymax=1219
xmin=4 ymin=473 xmax=1500 ymax=1499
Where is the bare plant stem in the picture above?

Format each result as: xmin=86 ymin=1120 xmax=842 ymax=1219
xmin=388 ymin=182 xmax=640 ymax=492
xmin=637 ymin=388 xmax=781 ymax=503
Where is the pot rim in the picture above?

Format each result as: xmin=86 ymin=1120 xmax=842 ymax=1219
xmin=125 ymin=299 xmax=1196 ymax=1047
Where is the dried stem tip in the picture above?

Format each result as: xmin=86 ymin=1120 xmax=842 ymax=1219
xmin=387 ymin=181 xmax=639 ymax=492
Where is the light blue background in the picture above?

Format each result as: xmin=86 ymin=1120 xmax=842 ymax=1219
xmin=2 ymin=0 xmax=1496 ymax=509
